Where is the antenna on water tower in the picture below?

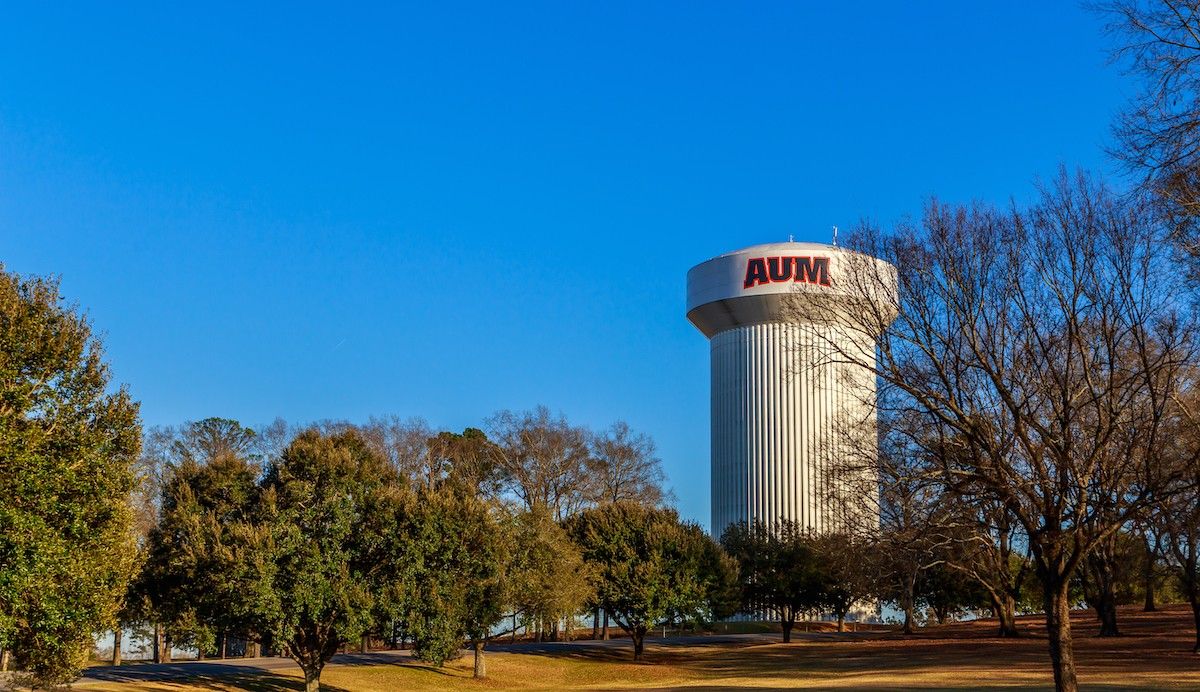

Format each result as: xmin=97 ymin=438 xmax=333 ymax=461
xmin=832 ymin=225 xmax=839 ymax=246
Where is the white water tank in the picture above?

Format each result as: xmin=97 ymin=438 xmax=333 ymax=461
xmin=686 ymin=241 xmax=897 ymax=538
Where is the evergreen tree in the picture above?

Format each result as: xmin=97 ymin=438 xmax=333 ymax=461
xmin=255 ymin=429 xmax=405 ymax=692
xmin=721 ymin=520 xmax=822 ymax=642
xmin=508 ymin=509 xmax=592 ymax=643
xmin=0 ymin=268 xmax=141 ymax=686
xmin=567 ymin=503 xmax=715 ymax=661
xmin=400 ymin=487 xmax=509 ymax=677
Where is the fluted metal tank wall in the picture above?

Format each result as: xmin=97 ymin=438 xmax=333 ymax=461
xmin=709 ymin=321 xmax=876 ymax=536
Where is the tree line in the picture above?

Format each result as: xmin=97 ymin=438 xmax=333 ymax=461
xmin=121 ymin=411 xmax=743 ymax=691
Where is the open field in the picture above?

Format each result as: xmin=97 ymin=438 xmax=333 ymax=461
xmin=75 ymin=605 xmax=1200 ymax=691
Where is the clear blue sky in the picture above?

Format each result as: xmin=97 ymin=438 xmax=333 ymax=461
xmin=1 ymin=2 xmax=1128 ymax=528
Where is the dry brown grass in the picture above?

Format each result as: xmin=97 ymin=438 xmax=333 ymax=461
xmin=78 ymin=604 xmax=1200 ymax=691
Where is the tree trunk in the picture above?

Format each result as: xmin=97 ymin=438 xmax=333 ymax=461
xmin=302 ymin=662 xmax=322 ymax=692
xmin=1097 ymin=595 xmax=1120 ymax=637
xmin=1086 ymin=547 xmax=1120 ymax=637
xmin=602 ymin=612 xmax=610 ymax=640
xmin=220 ymin=634 xmax=227 ymax=659
xmin=360 ymin=635 xmax=369 ymax=654
xmin=592 ymin=608 xmax=600 ymax=639
xmin=781 ymin=618 xmax=793 ymax=643
xmin=112 ymin=628 xmax=122 ymax=666
xmin=512 ymin=614 xmax=517 ymax=643
xmin=1 ymin=649 xmax=9 ymax=672
xmin=902 ymin=572 xmax=917 ymax=634
xmin=197 ymin=644 xmax=205 ymax=661
xmin=837 ymin=611 xmax=845 ymax=633
xmin=163 ymin=634 xmax=173 ymax=663
xmin=246 ymin=640 xmax=260 ymax=658
xmin=995 ymin=593 xmax=1019 ymax=637
xmin=473 ymin=640 xmax=487 ymax=678
xmin=153 ymin=623 xmax=162 ymax=663
xmin=1044 ymin=582 xmax=1079 ymax=692
xmin=632 ymin=626 xmax=646 ymax=661
xmin=1144 ymin=541 xmax=1157 ymax=612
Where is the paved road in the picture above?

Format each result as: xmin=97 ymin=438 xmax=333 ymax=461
xmin=75 ymin=632 xmax=804 ymax=686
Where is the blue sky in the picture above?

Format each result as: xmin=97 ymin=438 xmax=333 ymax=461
xmin=1 ymin=2 xmax=1128 ymax=528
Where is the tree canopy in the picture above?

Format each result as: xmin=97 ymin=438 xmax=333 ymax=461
xmin=0 ymin=267 xmax=142 ymax=687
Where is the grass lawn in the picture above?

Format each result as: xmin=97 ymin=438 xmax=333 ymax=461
xmin=79 ymin=605 xmax=1200 ymax=691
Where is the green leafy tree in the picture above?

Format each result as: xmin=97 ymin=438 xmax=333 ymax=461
xmin=721 ymin=520 xmax=822 ymax=642
xmin=0 ymin=268 xmax=141 ymax=687
xmin=567 ymin=503 xmax=714 ymax=661
xmin=810 ymin=532 xmax=874 ymax=632
xmin=917 ymin=562 xmax=990 ymax=625
xmin=691 ymin=524 xmax=740 ymax=624
xmin=400 ymin=487 xmax=509 ymax=677
xmin=254 ymin=428 xmax=404 ymax=692
xmin=508 ymin=509 xmax=593 ymax=643
xmin=135 ymin=424 xmax=262 ymax=660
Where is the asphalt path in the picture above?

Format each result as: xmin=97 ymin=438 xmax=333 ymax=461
xmin=74 ymin=632 xmax=802 ymax=686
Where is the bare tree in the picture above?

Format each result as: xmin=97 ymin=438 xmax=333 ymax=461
xmin=1152 ymin=375 xmax=1200 ymax=651
xmin=1105 ymin=0 xmax=1200 ymax=270
xmin=487 ymin=406 xmax=593 ymax=521
xmin=587 ymin=421 xmax=670 ymax=507
xmin=790 ymin=171 xmax=1195 ymax=691
xmin=943 ymin=496 xmax=1030 ymax=637
xmin=359 ymin=415 xmax=438 ymax=486
xmin=255 ymin=417 xmax=296 ymax=465
xmin=858 ymin=409 xmax=950 ymax=635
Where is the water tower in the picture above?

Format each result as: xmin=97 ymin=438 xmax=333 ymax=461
xmin=686 ymin=241 xmax=897 ymax=538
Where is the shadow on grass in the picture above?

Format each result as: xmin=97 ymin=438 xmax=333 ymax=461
xmin=672 ymin=681 xmax=1156 ymax=686
xmin=327 ymin=653 xmax=467 ymax=679
xmin=83 ymin=661 xmax=366 ymax=692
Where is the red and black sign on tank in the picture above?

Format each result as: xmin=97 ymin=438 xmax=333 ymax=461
xmin=742 ymin=256 xmax=832 ymax=289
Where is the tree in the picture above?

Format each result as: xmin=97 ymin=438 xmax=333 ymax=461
xmin=567 ymin=503 xmax=715 ymax=661
xmin=587 ymin=422 xmax=669 ymax=507
xmin=693 ymin=526 xmax=741 ymax=625
xmin=400 ymin=487 xmax=509 ymax=678
xmin=507 ymin=509 xmax=593 ymax=643
xmin=1152 ymin=380 xmax=1200 ymax=651
xmin=173 ymin=417 xmax=258 ymax=466
xmin=426 ymin=428 xmax=502 ymax=498
xmin=721 ymin=520 xmax=822 ymax=642
xmin=1105 ymin=0 xmax=1200 ymax=272
xmin=917 ymin=562 xmax=990 ymax=625
xmin=0 ymin=268 xmax=141 ymax=687
xmin=810 ymin=532 xmax=875 ymax=632
xmin=135 ymin=422 xmax=263 ymax=662
xmin=115 ymin=424 xmax=178 ymax=666
xmin=359 ymin=415 xmax=440 ymax=487
xmin=488 ymin=406 xmax=593 ymax=521
xmin=1078 ymin=528 xmax=1145 ymax=637
xmin=871 ymin=415 xmax=949 ymax=635
xmin=792 ymin=172 xmax=1195 ymax=691
xmin=940 ymin=496 xmax=1031 ymax=637
xmin=254 ymin=429 xmax=404 ymax=692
